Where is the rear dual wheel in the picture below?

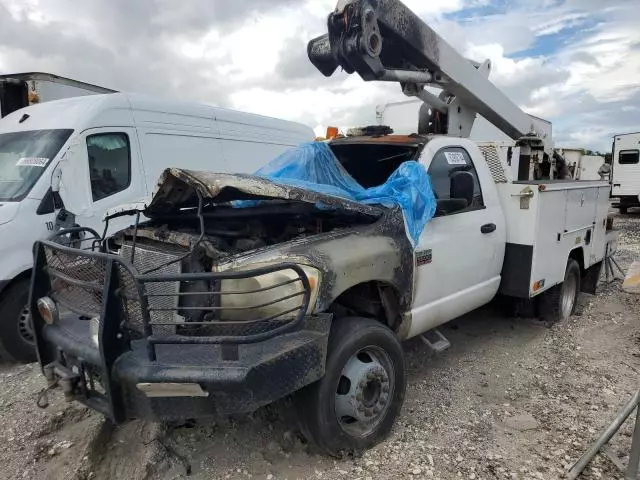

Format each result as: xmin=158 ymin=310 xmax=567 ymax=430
xmin=294 ymin=317 xmax=406 ymax=455
xmin=539 ymin=259 xmax=581 ymax=323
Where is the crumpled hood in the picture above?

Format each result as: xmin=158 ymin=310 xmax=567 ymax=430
xmin=145 ymin=168 xmax=385 ymax=218
xmin=0 ymin=202 xmax=20 ymax=226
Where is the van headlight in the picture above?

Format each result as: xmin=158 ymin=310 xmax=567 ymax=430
xmin=220 ymin=265 xmax=321 ymax=322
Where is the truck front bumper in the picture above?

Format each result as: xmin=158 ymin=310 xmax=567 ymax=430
xmin=40 ymin=314 xmax=331 ymax=422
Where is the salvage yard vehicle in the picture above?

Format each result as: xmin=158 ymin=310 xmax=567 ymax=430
xmin=0 ymin=91 xmax=313 ymax=362
xmin=610 ymin=132 xmax=640 ymax=213
xmin=31 ymin=0 xmax=617 ymax=454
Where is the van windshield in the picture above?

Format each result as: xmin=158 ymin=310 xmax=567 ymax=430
xmin=0 ymin=129 xmax=73 ymax=201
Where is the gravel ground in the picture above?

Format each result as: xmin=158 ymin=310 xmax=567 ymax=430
xmin=1 ymin=212 xmax=639 ymax=480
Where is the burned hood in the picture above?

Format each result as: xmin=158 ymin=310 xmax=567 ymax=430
xmin=144 ymin=168 xmax=385 ymax=218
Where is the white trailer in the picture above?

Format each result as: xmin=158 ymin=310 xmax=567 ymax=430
xmin=611 ymin=132 xmax=640 ymax=213
xmin=0 ymin=72 xmax=114 ymax=118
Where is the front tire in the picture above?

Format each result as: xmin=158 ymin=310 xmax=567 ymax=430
xmin=294 ymin=317 xmax=406 ymax=456
xmin=0 ymin=279 xmax=37 ymax=363
xmin=539 ymin=259 xmax=581 ymax=322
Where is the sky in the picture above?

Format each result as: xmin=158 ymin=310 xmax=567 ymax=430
xmin=0 ymin=0 xmax=638 ymax=152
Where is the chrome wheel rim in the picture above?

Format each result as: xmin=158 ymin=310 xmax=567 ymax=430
xmin=561 ymin=272 xmax=577 ymax=320
xmin=18 ymin=305 xmax=35 ymax=344
xmin=334 ymin=346 xmax=395 ymax=438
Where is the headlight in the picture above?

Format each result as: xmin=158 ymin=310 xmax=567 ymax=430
xmin=89 ymin=317 xmax=100 ymax=347
xmin=37 ymin=297 xmax=59 ymax=325
xmin=220 ymin=265 xmax=321 ymax=322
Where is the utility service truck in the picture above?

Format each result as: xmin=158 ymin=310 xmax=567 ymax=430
xmin=0 ymin=92 xmax=314 ymax=361
xmin=31 ymin=0 xmax=616 ymax=455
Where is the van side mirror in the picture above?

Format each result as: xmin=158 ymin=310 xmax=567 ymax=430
xmin=51 ymin=163 xmax=62 ymax=193
xmin=450 ymin=171 xmax=474 ymax=207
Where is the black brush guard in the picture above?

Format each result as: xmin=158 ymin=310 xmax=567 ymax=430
xmin=31 ymin=237 xmax=331 ymax=422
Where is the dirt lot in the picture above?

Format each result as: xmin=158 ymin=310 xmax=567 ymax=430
xmin=1 ymin=212 xmax=639 ymax=480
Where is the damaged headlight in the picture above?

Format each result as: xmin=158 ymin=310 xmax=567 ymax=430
xmin=89 ymin=317 xmax=100 ymax=347
xmin=220 ymin=265 xmax=321 ymax=322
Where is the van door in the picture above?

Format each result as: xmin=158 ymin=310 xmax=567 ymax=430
xmin=70 ymin=128 xmax=145 ymax=234
xmin=408 ymin=145 xmax=504 ymax=337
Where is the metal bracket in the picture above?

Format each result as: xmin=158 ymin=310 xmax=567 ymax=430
xmin=419 ymin=328 xmax=451 ymax=354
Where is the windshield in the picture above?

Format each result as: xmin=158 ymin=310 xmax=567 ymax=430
xmin=0 ymin=129 xmax=73 ymax=202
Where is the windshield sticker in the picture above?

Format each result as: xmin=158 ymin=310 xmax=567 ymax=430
xmin=444 ymin=152 xmax=467 ymax=165
xmin=16 ymin=157 xmax=49 ymax=167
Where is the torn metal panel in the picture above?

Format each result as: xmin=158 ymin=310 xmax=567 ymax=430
xmin=145 ymin=169 xmax=385 ymax=218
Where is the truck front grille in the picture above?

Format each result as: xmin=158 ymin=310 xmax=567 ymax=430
xmin=119 ymin=244 xmax=183 ymax=335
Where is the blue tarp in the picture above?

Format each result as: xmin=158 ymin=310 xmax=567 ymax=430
xmin=237 ymin=142 xmax=436 ymax=246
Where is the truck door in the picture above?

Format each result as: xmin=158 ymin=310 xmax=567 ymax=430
xmin=408 ymin=144 xmax=504 ymax=337
xmin=60 ymin=128 xmax=145 ymax=234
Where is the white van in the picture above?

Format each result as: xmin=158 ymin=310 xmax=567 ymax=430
xmin=611 ymin=132 xmax=640 ymax=213
xmin=0 ymin=92 xmax=314 ymax=361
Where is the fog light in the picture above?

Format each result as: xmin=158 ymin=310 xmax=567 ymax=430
xmin=37 ymin=297 xmax=58 ymax=325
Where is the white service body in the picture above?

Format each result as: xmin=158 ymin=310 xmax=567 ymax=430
xmin=383 ymin=137 xmax=612 ymax=339
xmin=0 ymin=93 xmax=314 ymax=298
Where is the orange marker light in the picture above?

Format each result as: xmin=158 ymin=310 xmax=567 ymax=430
xmin=533 ymin=279 xmax=546 ymax=292
xmin=326 ymin=126 xmax=339 ymax=139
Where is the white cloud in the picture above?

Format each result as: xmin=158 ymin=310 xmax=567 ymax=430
xmin=0 ymin=0 xmax=638 ymax=153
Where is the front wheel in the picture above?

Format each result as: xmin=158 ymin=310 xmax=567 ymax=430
xmin=294 ymin=317 xmax=406 ymax=455
xmin=0 ymin=279 xmax=37 ymax=363
xmin=539 ymin=259 xmax=581 ymax=323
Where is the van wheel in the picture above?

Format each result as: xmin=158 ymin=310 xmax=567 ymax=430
xmin=0 ymin=279 xmax=37 ymax=363
xmin=619 ymin=206 xmax=628 ymax=214
xmin=294 ymin=317 xmax=406 ymax=456
xmin=539 ymin=259 xmax=581 ymax=323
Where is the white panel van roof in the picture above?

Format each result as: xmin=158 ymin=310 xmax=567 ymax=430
xmin=0 ymin=93 xmax=131 ymax=133
xmin=0 ymin=92 xmax=313 ymax=141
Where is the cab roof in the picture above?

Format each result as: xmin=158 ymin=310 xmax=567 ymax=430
xmin=329 ymin=134 xmax=428 ymax=147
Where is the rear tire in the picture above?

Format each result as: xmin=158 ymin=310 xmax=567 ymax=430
xmin=0 ymin=279 xmax=37 ymax=363
xmin=294 ymin=317 xmax=406 ymax=456
xmin=539 ymin=259 xmax=581 ymax=323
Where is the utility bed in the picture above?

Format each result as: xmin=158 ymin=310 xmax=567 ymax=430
xmin=497 ymin=179 xmax=612 ymax=298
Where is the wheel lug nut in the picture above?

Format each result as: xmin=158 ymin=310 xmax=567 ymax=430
xmin=365 ymin=409 xmax=373 ymax=417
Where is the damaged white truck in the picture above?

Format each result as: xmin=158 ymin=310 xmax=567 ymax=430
xmin=30 ymin=0 xmax=617 ymax=454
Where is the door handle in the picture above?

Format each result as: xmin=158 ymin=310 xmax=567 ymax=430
xmin=481 ymin=223 xmax=496 ymax=234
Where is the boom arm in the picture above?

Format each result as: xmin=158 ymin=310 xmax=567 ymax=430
xmin=308 ymin=0 xmax=549 ymax=149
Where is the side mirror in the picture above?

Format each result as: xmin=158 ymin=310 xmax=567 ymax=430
xmin=50 ymin=163 xmax=62 ymax=193
xmin=450 ymin=171 xmax=474 ymax=208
